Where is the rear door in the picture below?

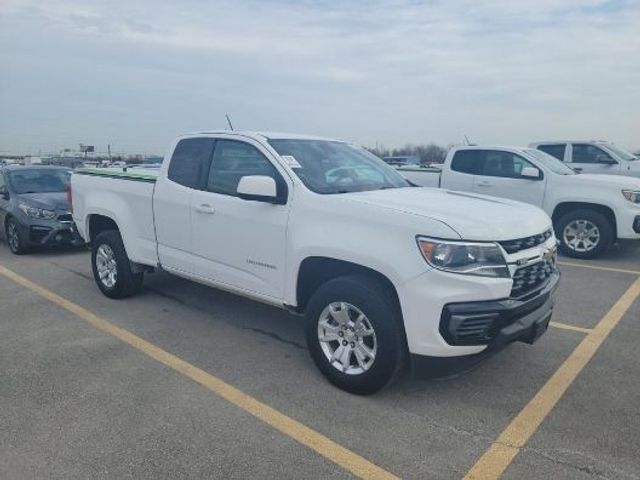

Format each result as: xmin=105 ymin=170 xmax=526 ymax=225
xmin=154 ymin=137 xmax=215 ymax=274
xmin=190 ymin=138 xmax=290 ymax=301
xmin=442 ymin=150 xmax=481 ymax=191
xmin=568 ymin=143 xmax=621 ymax=174
xmin=471 ymin=150 xmax=546 ymax=206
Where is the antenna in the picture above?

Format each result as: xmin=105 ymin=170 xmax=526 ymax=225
xmin=225 ymin=114 xmax=234 ymax=131
xmin=464 ymin=135 xmax=471 ymax=146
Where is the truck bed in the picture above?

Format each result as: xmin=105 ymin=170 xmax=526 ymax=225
xmin=72 ymin=167 xmax=159 ymax=266
xmin=396 ymin=165 xmax=442 ymax=187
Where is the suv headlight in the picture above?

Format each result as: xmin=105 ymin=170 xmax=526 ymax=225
xmin=18 ymin=202 xmax=56 ymax=219
xmin=417 ymin=237 xmax=510 ymax=278
xmin=622 ymin=190 xmax=640 ymax=204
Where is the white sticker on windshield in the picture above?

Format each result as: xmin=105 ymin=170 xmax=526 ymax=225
xmin=281 ymin=155 xmax=302 ymax=168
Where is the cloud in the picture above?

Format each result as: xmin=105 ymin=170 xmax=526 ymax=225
xmin=1 ymin=0 xmax=638 ymax=153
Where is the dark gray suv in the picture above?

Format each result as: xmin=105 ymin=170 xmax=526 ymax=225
xmin=0 ymin=165 xmax=83 ymax=254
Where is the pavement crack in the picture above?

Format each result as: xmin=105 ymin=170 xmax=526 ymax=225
xmin=240 ymin=326 xmax=307 ymax=350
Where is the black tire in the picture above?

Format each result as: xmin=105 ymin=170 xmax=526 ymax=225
xmin=91 ymin=230 xmax=143 ymax=298
xmin=5 ymin=217 xmax=28 ymax=255
xmin=305 ymin=274 xmax=407 ymax=395
xmin=555 ymin=209 xmax=613 ymax=259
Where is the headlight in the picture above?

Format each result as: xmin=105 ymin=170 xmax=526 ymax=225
xmin=417 ymin=237 xmax=510 ymax=278
xmin=622 ymin=190 xmax=640 ymax=204
xmin=18 ymin=202 xmax=56 ymax=219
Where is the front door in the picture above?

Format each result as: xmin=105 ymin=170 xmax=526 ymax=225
xmin=569 ymin=143 xmax=620 ymax=174
xmin=472 ymin=150 xmax=546 ymax=207
xmin=190 ymin=138 xmax=290 ymax=301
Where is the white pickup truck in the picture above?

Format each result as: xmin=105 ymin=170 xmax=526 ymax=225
xmin=401 ymin=146 xmax=640 ymax=259
xmin=529 ymin=140 xmax=640 ymax=177
xmin=71 ymin=132 xmax=559 ymax=394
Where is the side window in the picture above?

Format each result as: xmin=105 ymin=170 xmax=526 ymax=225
xmin=167 ymin=138 xmax=214 ymax=189
xmin=451 ymin=150 xmax=484 ymax=175
xmin=207 ymin=140 xmax=280 ymax=197
xmin=572 ymin=144 xmax=613 ymax=164
xmin=482 ymin=151 xmax=536 ymax=178
xmin=538 ymin=144 xmax=566 ymax=161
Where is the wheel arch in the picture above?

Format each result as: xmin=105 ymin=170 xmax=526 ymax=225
xmin=295 ymin=257 xmax=403 ymax=315
xmin=551 ymin=202 xmax=617 ymax=239
xmin=87 ymin=214 xmax=120 ymax=244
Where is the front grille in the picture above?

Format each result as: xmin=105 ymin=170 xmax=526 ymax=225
xmin=499 ymin=229 xmax=553 ymax=254
xmin=511 ymin=259 xmax=556 ymax=299
xmin=57 ymin=213 xmax=73 ymax=222
xmin=30 ymin=226 xmax=51 ymax=243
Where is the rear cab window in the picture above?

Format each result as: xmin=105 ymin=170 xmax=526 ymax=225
xmin=451 ymin=150 xmax=484 ymax=174
xmin=537 ymin=144 xmax=566 ymax=161
xmin=167 ymin=138 xmax=215 ymax=189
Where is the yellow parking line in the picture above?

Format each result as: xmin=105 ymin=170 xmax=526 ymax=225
xmin=0 ymin=264 xmax=398 ymax=480
xmin=549 ymin=321 xmax=592 ymax=334
xmin=464 ymin=277 xmax=640 ymax=480
xmin=558 ymin=261 xmax=640 ymax=276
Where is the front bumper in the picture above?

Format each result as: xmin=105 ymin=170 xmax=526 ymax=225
xmin=16 ymin=218 xmax=84 ymax=247
xmin=411 ymin=271 xmax=559 ymax=378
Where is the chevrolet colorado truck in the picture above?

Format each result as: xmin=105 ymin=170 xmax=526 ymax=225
xmin=529 ymin=140 xmax=640 ymax=177
xmin=71 ymin=132 xmax=559 ymax=394
xmin=400 ymin=146 xmax=640 ymax=259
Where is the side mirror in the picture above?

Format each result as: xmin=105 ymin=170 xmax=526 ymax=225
xmin=596 ymin=154 xmax=617 ymax=165
xmin=237 ymin=175 xmax=280 ymax=203
xmin=0 ymin=186 xmax=9 ymax=200
xmin=520 ymin=167 xmax=542 ymax=180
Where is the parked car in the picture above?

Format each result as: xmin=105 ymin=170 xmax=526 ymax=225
xmin=71 ymin=132 xmax=559 ymax=394
xmin=0 ymin=165 xmax=83 ymax=254
xmin=529 ymin=140 xmax=640 ymax=177
xmin=399 ymin=146 xmax=640 ymax=259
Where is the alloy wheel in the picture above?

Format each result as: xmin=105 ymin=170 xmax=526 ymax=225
xmin=563 ymin=219 xmax=600 ymax=253
xmin=317 ymin=302 xmax=377 ymax=375
xmin=95 ymin=244 xmax=118 ymax=288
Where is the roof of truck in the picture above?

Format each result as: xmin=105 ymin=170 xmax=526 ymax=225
xmin=192 ymin=130 xmax=342 ymax=142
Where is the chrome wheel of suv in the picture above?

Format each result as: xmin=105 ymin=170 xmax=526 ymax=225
xmin=95 ymin=244 xmax=118 ymax=288
xmin=7 ymin=221 xmax=20 ymax=252
xmin=562 ymin=219 xmax=600 ymax=253
xmin=317 ymin=302 xmax=378 ymax=375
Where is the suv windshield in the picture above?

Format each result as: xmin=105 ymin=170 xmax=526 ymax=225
xmin=8 ymin=169 xmax=71 ymax=194
xmin=268 ymin=139 xmax=410 ymax=194
xmin=602 ymin=143 xmax=638 ymax=161
xmin=525 ymin=149 xmax=577 ymax=175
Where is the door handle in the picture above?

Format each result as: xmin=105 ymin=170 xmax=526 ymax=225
xmin=476 ymin=181 xmax=492 ymax=187
xmin=195 ymin=203 xmax=215 ymax=214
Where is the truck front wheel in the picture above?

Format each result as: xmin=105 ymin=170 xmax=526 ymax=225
xmin=91 ymin=230 xmax=143 ymax=298
xmin=305 ymin=275 xmax=407 ymax=395
xmin=555 ymin=209 xmax=613 ymax=259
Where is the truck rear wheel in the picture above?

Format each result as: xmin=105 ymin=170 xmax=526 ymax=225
xmin=91 ymin=230 xmax=143 ymax=298
xmin=305 ymin=274 xmax=406 ymax=395
xmin=555 ymin=209 xmax=613 ymax=259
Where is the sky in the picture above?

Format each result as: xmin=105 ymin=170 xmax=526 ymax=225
xmin=1 ymin=0 xmax=639 ymax=155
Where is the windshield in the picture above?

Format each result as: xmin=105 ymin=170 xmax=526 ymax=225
xmin=601 ymin=143 xmax=638 ymax=161
xmin=268 ymin=139 xmax=411 ymax=194
xmin=525 ymin=149 xmax=577 ymax=175
xmin=8 ymin=169 xmax=71 ymax=194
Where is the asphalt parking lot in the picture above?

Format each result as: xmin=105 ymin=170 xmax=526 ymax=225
xmin=1 ymin=240 xmax=639 ymax=479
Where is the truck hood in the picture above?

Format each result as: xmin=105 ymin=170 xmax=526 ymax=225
xmin=569 ymin=174 xmax=640 ymax=189
xmin=342 ymin=187 xmax=551 ymax=241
